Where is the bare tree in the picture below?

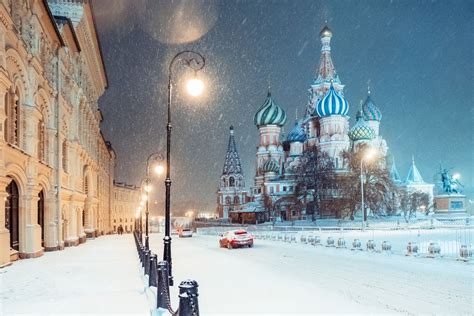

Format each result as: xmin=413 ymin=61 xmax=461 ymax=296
xmin=294 ymin=146 xmax=336 ymax=220
xmin=339 ymin=144 xmax=398 ymax=219
xmin=399 ymin=190 xmax=432 ymax=222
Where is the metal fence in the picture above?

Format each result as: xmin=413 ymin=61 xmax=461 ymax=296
xmin=196 ymin=223 xmax=473 ymax=260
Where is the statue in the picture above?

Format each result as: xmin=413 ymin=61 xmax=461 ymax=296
xmin=440 ymin=166 xmax=463 ymax=194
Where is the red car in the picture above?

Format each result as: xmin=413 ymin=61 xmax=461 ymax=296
xmin=219 ymin=229 xmax=254 ymax=249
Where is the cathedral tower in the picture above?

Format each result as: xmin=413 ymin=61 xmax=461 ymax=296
xmin=216 ymin=126 xmax=247 ymax=219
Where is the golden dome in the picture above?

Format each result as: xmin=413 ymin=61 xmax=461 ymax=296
xmin=319 ymin=25 xmax=332 ymax=38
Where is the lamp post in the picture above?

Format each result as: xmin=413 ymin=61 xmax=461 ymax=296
xmin=360 ymin=149 xmax=376 ymax=230
xmin=144 ymin=152 xmax=164 ymax=250
xmin=164 ymin=50 xmax=205 ymax=286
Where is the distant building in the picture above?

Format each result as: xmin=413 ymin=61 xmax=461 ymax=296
xmin=215 ymin=25 xmax=433 ymax=222
xmin=112 ymin=182 xmax=141 ymax=234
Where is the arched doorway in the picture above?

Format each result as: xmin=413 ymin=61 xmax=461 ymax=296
xmin=6 ymin=179 xmax=19 ymax=250
xmin=38 ymin=190 xmax=45 ymax=246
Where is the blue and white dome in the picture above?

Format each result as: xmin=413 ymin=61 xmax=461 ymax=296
xmin=262 ymin=157 xmax=280 ymax=173
xmin=315 ymin=85 xmax=349 ymax=117
xmin=362 ymin=95 xmax=382 ymax=121
xmin=287 ymin=120 xmax=306 ymax=143
xmin=254 ymin=92 xmax=287 ymax=127
xmin=349 ymin=111 xmax=375 ymax=141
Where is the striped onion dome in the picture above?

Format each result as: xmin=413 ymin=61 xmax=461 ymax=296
xmin=349 ymin=111 xmax=375 ymax=141
xmin=362 ymin=94 xmax=382 ymax=121
xmin=287 ymin=120 xmax=306 ymax=143
xmin=254 ymin=91 xmax=287 ymax=127
xmin=314 ymin=84 xmax=349 ymax=117
xmin=262 ymin=157 xmax=280 ymax=173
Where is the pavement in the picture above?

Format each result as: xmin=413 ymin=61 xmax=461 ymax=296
xmin=0 ymin=235 xmax=149 ymax=316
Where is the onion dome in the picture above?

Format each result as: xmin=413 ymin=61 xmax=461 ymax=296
xmin=262 ymin=157 xmax=280 ymax=173
xmin=315 ymin=84 xmax=349 ymax=117
xmin=287 ymin=120 xmax=306 ymax=143
xmin=362 ymin=92 xmax=382 ymax=121
xmin=319 ymin=25 xmax=333 ymax=38
xmin=254 ymin=91 xmax=287 ymax=127
xmin=349 ymin=110 xmax=375 ymax=141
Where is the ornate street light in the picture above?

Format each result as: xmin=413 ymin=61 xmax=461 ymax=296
xmin=164 ymin=50 xmax=205 ymax=286
xmin=144 ymin=152 xmax=164 ymax=249
xmin=360 ymin=148 xmax=377 ymax=229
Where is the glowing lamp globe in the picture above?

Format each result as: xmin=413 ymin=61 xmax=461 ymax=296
xmin=186 ymin=78 xmax=204 ymax=96
xmin=155 ymin=165 xmax=165 ymax=175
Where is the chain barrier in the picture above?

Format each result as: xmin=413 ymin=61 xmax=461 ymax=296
xmin=133 ymin=231 xmax=200 ymax=315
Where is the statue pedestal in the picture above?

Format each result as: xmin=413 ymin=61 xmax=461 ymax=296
xmin=434 ymin=194 xmax=466 ymax=215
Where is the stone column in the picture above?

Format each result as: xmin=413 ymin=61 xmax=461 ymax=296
xmin=0 ymin=176 xmax=11 ymax=266
xmin=44 ymin=193 xmax=58 ymax=251
xmin=20 ymin=183 xmax=43 ymax=258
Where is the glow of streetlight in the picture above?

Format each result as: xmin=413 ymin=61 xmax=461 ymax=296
xmin=142 ymin=194 xmax=147 ymax=201
xmin=364 ymin=148 xmax=377 ymax=161
xmin=453 ymin=173 xmax=460 ymax=180
xmin=140 ymin=201 xmax=145 ymax=207
xmin=145 ymin=184 xmax=152 ymax=192
xmin=186 ymin=78 xmax=204 ymax=96
xmin=154 ymin=164 xmax=165 ymax=175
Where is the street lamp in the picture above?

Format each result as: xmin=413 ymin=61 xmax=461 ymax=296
xmin=164 ymin=50 xmax=205 ymax=286
xmin=360 ymin=148 xmax=376 ymax=229
xmin=144 ymin=152 xmax=164 ymax=249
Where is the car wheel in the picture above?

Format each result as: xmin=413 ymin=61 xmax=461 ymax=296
xmin=227 ymin=243 xmax=232 ymax=250
xmin=248 ymin=243 xmax=253 ymax=248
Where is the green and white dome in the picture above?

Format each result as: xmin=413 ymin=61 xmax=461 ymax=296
xmin=262 ymin=157 xmax=280 ymax=173
xmin=349 ymin=111 xmax=375 ymax=141
xmin=254 ymin=92 xmax=287 ymax=127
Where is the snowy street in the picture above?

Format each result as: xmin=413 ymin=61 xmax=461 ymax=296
xmin=154 ymin=233 xmax=473 ymax=315
xmin=1 ymin=233 xmax=472 ymax=315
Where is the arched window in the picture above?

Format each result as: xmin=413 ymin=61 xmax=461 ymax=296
xmin=6 ymin=179 xmax=19 ymax=250
xmin=62 ymin=140 xmax=68 ymax=172
xmin=234 ymin=196 xmax=240 ymax=205
xmin=84 ymin=176 xmax=89 ymax=195
xmin=5 ymin=88 xmax=21 ymax=146
xmin=38 ymin=119 xmax=45 ymax=162
xmin=225 ymin=196 xmax=231 ymax=205
xmin=229 ymin=177 xmax=235 ymax=187
xmin=38 ymin=190 xmax=45 ymax=246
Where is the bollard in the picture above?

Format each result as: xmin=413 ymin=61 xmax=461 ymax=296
xmin=336 ymin=238 xmax=346 ymax=248
xmin=277 ymin=234 xmax=283 ymax=241
xmin=351 ymin=239 xmax=362 ymax=251
xmin=140 ymin=246 xmax=145 ymax=264
xmin=457 ymin=245 xmax=472 ymax=262
xmin=326 ymin=237 xmax=335 ymax=247
xmin=144 ymin=250 xmax=151 ymax=275
xmin=301 ymin=235 xmax=307 ymax=243
xmin=381 ymin=241 xmax=392 ymax=252
xmin=312 ymin=236 xmax=321 ymax=246
xmin=284 ymin=234 xmax=290 ymax=242
xmin=290 ymin=235 xmax=296 ymax=243
xmin=178 ymin=280 xmax=200 ymax=316
xmin=307 ymin=235 xmax=315 ymax=244
xmin=406 ymin=242 xmax=418 ymax=256
xmin=157 ymin=261 xmax=170 ymax=309
xmin=366 ymin=240 xmax=376 ymax=251
xmin=149 ymin=254 xmax=158 ymax=287
xmin=427 ymin=242 xmax=441 ymax=258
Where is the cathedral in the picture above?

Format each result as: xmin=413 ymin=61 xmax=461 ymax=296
xmin=216 ymin=25 xmax=433 ymax=223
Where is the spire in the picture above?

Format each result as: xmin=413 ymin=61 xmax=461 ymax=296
xmin=222 ymin=126 xmax=243 ymax=175
xmin=389 ymin=157 xmax=401 ymax=184
xmin=405 ymin=156 xmax=424 ymax=184
xmin=316 ymin=25 xmax=338 ymax=83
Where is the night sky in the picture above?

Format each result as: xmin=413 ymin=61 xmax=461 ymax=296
xmin=92 ymin=0 xmax=473 ymax=216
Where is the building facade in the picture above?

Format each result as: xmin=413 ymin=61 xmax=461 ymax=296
xmin=112 ymin=182 xmax=141 ymax=234
xmin=0 ymin=0 xmax=114 ymax=267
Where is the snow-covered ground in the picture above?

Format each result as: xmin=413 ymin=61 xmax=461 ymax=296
xmin=1 ymin=233 xmax=472 ymax=315
xmin=0 ymin=235 xmax=149 ymax=316
xmin=151 ymin=233 xmax=473 ymax=315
